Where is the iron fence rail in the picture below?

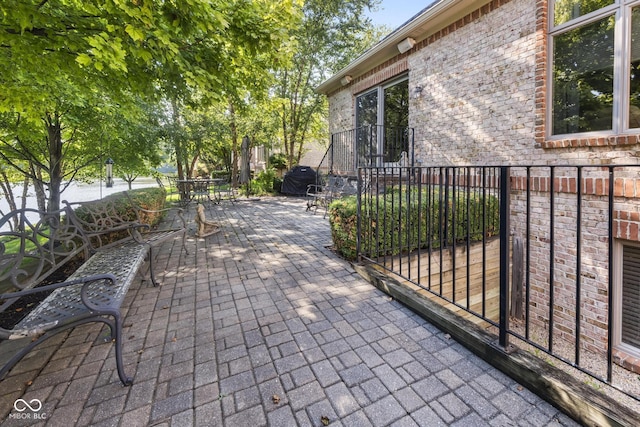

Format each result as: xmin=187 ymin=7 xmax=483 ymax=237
xmin=356 ymin=164 xmax=640 ymax=401
xmin=315 ymin=126 xmax=415 ymax=180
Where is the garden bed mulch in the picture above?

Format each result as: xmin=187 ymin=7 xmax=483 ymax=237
xmin=0 ymin=258 xmax=84 ymax=330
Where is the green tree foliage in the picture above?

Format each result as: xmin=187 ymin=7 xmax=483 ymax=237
xmin=0 ymin=0 xmax=300 ymax=211
xmin=174 ymin=96 xmax=282 ymax=185
xmin=0 ymin=97 xmax=159 ymax=211
xmin=272 ymin=0 xmax=386 ymax=169
xmin=196 ymin=103 xmax=236 ymax=176
xmin=152 ymin=0 xmax=301 ymax=185
xmin=553 ymin=0 xmax=613 ymax=26
xmin=227 ymin=98 xmax=282 ymax=185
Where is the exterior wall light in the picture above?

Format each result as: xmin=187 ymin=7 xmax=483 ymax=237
xmin=412 ymin=86 xmax=424 ymax=99
xmin=397 ymin=37 xmax=416 ymax=54
xmin=340 ymin=75 xmax=353 ymax=86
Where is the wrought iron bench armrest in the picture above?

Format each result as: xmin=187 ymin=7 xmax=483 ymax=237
xmin=0 ymin=200 xmax=167 ymax=386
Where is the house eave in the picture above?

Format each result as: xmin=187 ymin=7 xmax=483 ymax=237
xmin=316 ymin=0 xmax=493 ymax=95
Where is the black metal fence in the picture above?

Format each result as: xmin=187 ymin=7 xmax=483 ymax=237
xmin=356 ymin=164 xmax=640 ymax=401
xmin=315 ymin=126 xmax=415 ymax=179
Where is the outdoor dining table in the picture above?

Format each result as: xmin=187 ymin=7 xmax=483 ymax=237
xmin=175 ymin=178 xmax=220 ymax=205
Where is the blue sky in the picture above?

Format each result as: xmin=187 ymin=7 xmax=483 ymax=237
xmin=366 ymin=0 xmax=428 ymax=30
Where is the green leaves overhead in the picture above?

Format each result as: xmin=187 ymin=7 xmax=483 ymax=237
xmin=0 ymin=0 xmax=301 ymax=117
xmin=272 ymin=0 xmax=381 ymax=168
xmin=0 ymin=0 xmax=301 ymax=211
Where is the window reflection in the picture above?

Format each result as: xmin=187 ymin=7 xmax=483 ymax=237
xmin=552 ymin=15 xmax=614 ymax=135
xmin=356 ymin=90 xmax=378 ymax=129
xmin=356 ymin=90 xmax=378 ymax=166
xmin=630 ymin=7 xmax=640 ymax=128
xmin=384 ymin=80 xmax=409 ymax=162
xmin=355 ymin=80 xmax=409 ymax=165
xmin=554 ymin=0 xmax=614 ymax=26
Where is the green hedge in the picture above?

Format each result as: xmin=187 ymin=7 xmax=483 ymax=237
xmin=125 ymin=187 xmax=167 ymax=225
xmin=74 ymin=187 xmax=167 ymax=227
xmin=328 ymin=188 xmax=500 ymax=260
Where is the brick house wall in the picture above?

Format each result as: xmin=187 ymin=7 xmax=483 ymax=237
xmin=325 ymin=0 xmax=640 ymax=362
xmin=409 ymin=0 xmax=538 ymax=166
xmin=328 ymin=90 xmax=354 ymax=135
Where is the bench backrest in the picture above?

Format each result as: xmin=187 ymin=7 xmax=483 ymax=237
xmin=63 ymin=198 xmax=141 ymax=251
xmin=0 ymin=207 xmax=89 ymax=293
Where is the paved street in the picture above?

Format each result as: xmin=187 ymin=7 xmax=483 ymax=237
xmin=0 ymin=197 xmax=579 ymax=426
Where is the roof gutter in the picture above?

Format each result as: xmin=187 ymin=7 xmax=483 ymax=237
xmin=316 ymin=0 xmax=484 ymax=95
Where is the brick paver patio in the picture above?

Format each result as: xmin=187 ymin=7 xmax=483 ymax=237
xmin=0 ymin=197 xmax=579 ymax=426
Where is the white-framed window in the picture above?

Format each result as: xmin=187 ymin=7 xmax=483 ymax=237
xmin=549 ymin=0 xmax=640 ymax=137
xmin=613 ymin=240 xmax=640 ymax=358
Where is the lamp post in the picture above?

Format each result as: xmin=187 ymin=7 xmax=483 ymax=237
xmin=105 ymin=158 xmax=114 ymax=188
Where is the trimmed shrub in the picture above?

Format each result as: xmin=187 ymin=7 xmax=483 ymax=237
xmin=246 ymin=168 xmax=278 ymax=196
xmin=328 ymin=187 xmax=500 ymax=261
xmin=327 ymin=196 xmax=359 ymax=260
xmin=73 ymin=187 xmax=167 ymax=228
xmin=125 ymin=187 xmax=167 ymax=225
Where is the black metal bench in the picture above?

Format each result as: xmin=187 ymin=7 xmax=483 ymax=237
xmin=0 ymin=195 xmax=186 ymax=386
xmin=64 ymin=192 xmax=188 ymax=286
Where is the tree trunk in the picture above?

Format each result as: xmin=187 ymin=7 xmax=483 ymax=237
xmin=229 ymin=101 xmax=239 ymax=187
xmin=176 ymin=160 xmax=185 ymax=180
xmin=189 ymin=155 xmax=199 ymax=178
xmin=0 ymin=170 xmax=16 ymax=212
xmin=286 ymin=129 xmax=296 ymax=170
xmin=20 ymin=176 xmax=29 ymax=210
xmin=45 ymin=112 xmax=63 ymax=213
xmin=123 ymin=174 xmax=135 ymax=190
xmin=0 ymin=170 xmax=18 ymax=230
xmin=170 ymin=97 xmax=187 ymax=181
xmin=31 ymin=163 xmax=47 ymax=213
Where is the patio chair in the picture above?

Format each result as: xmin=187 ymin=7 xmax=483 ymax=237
xmin=306 ymin=174 xmax=358 ymax=218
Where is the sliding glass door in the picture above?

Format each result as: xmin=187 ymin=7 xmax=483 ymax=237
xmin=383 ymin=79 xmax=409 ymax=163
xmin=355 ymin=77 xmax=409 ymax=167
